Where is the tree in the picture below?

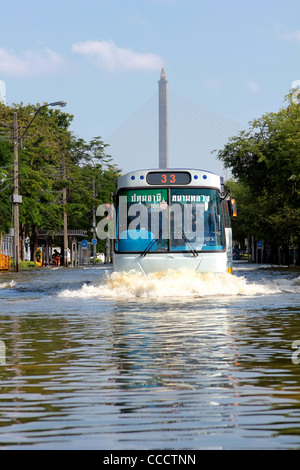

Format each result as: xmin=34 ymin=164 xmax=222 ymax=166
xmin=0 ymin=102 xmax=121 ymax=262
xmin=0 ymin=141 xmax=14 ymax=234
xmin=66 ymin=136 xmax=120 ymax=252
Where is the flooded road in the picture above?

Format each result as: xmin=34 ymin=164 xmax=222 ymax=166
xmin=0 ymin=262 xmax=300 ymax=449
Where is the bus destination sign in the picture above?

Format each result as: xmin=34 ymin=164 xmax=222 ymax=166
xmin=146 ymin=171 xmax=191 ymax=185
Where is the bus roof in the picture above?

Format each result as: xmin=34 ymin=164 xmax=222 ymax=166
xmin=116 ymin=168 xmax=223 ymax=190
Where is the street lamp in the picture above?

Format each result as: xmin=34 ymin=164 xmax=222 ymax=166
xmin=13 ymin=100 xmax=67 ymax=272
xmin=20 ymin=101 xmax=67 ymax=141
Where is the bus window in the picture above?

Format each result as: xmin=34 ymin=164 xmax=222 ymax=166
xmin=115 ymin=188 xmax=169 ymax=253
xmin=170 ymin=188 xmax=225 ymax=252
xmin=115 ymin=187 xmax=225 ymax=253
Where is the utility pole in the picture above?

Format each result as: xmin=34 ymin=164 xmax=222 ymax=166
xmin=10 ymin=101 xmax=66 ymax=272
xmin=13 ymin=112 xmax=22 ymax=272
xmin=62 ymin=153 xmax=68 ymax=267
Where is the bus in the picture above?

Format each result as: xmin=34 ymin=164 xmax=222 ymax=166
xmin=112 ymin=168 xmax=236 ymax=275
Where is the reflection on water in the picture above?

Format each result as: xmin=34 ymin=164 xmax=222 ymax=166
xmin=0 ymin=263 xmax=300 ymax=449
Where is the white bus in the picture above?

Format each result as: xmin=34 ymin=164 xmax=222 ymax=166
xmin=112 ymin=168 xmax=236 ymax=275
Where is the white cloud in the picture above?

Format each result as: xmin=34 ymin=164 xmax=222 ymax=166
xmin=0 ymin=46 xmax=64 ymax=77
xmin=72 ymin=40 xmax=163 ymax=72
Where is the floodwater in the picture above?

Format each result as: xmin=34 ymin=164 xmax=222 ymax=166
xmin=0 ymin=262 xmax=300 ymax=450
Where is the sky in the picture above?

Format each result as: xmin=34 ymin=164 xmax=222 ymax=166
xmin=1 ymin=0 xmax=300 ymax=172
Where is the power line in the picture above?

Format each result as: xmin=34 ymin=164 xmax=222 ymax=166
xmin=0 ymin=164 xmax=14 ymax=169
xmin=0 ymin=178 xmax=13 ymax=192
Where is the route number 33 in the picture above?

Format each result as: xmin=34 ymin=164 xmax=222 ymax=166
xmin=161 ymin=174 xmax=176 ymax=183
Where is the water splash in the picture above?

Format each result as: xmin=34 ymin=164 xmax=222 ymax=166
xmin=58 ymin=269 xmax=298 ymax=300
xmin=0 ymin=280 xmax=15 ymax=289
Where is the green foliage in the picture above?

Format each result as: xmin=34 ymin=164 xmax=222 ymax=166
xmin=218 ymin=93 xmax=300 ymax=262
xmin=19 ymin=260 xmax=39 ymax=268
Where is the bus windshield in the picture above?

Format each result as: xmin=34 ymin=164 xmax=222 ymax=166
xmin=115 ymin=187 xmax=225 ymax=253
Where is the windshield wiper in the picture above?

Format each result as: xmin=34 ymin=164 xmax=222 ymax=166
xmin=179 ymin=228 xmax=198 ymax=257
xmin=141 ymin=228 xmax=198 ymax=258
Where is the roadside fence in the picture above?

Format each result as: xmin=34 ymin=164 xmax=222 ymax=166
xmin=0 ymin=233 xmax=13 ymax=270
